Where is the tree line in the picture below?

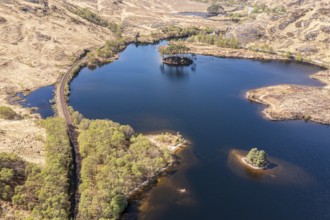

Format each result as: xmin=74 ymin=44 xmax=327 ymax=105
xmin=0 ymin=117 xmax=72 ymax=219
xmin=76 ymin=119 xmax=172 ymax=219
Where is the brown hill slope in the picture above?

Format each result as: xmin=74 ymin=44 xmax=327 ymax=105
xmin=0 ymin=0 xmax=329 ymax=166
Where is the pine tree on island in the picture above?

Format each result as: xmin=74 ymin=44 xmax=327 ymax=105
xmin=158 ymin=43 xmax=193 ymax=66
xmin=245 ymin=148 xmax=269 ymax=169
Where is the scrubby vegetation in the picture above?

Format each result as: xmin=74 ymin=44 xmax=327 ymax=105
xmin=187 ymin=31 xmax=240 ymax=49
xmin=86 ymin=38 xmax=128 ymax=68
xmin=159 ymin=43 xmax=191 ymax=55
xmin=149 ymin=26 xmax=200 ymax=41
xmin=162 ymin=26 xmax=199 ymax=38
xmin=245 ymin=148 xmax=269 ymax=168
xmin=207 ymin=4 xmax=224 ymax=16
xmin=66 ymin=4 xmax=122 ymax=37
xmin=12 ymin=117 xmax=72 ymax=219
xmin=76 ymin=119 xmax=172 ymax=219
xmin=96 ymin=39 xmax=126 ymax=58
xmin=251 ymin=4 xmax=286 ymax=15
xmin=0 ymin=153 xmax=27 ymax=202
xmin=248 ymin=44 xmax=274 ymax=54
xmin=0 ymin=106 xmax=20 ymax=120
xmin=159 ymin=43 xmax=193 ymax=65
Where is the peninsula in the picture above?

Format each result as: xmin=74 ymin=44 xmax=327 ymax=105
xmin=0 ymin=0 xmax=329 ymax=219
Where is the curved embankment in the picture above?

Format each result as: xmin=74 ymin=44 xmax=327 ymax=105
xmin=56 ymin=56 xmax=86 ymax=219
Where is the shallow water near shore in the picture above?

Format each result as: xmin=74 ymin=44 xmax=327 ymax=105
xmin=17 ymin=85 xmax=54 ymax=118
xmin=68 ymin=41 xmax=330 ymax=219
xmin=176 ymin=12 xmax=210 ymax=18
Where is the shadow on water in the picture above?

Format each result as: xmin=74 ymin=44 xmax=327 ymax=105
xmin=69 ymin=40 xmax=330 ymax=219
xmin=121 ymin=147 xmax=198 ymax=220
xmin=267 ymin=162 xmax=278 ymax=170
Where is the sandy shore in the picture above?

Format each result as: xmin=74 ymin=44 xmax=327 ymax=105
xmin=146 ymin=132 xmax=188 ymax=154
xmin=227 ymin=149 xmax=314 ymax=185
xmin=241 ymin=157 xmax=264 ymax=170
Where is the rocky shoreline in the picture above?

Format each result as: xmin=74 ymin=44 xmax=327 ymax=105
xmin=246 ymin=69 xmax=330 ymax=125
xmin=178 ymin=42 xmax=330 ymax=125
xmin=126 ymin=133 xmax=188 ymax=203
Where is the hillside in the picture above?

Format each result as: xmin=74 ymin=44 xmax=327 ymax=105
xmin=0 ymin=0 xmax=209 ymax=164
xmin=192 ymin=0 xmax=329 ymax=66
xmin=0 ymin=0 xmax=329 ymax=218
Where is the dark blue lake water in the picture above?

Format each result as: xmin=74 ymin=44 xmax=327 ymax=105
xmin=18 ymin=85 xmax=54 ymax=118
xmin=68 ymin=41 xmax=330 ymax=220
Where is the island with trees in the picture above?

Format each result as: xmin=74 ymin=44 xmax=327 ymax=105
xmin=243 ymin=148 xmax=269 ymax=169
xmin=159 ymin=43 xmax=193 ymax=66
xmin=227 ymin=148 xmax=312 ymax=184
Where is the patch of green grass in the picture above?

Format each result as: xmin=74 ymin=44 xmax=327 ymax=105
xmin=0 ymin=106 xmax=20 ymax=120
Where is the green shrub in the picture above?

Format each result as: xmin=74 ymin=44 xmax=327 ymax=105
xmin=0 ymin=106 xmax=20 ymax=120
xmin=187 ymin=32 xmax=240 ymax=49
xmin=207 ymin=4 xmax=223 ymax=15
xmin=295 ymin=53 xmax=304 ymax=62
xmin=66 ymin=5 xmax=122 ymax=36
xmin=97 ymin=39 xmax=126 ymax=58
xmin=246 ymin=148 xmax=268 ymax=168
xmin=0 ymin=153 xmax=26 ymax=201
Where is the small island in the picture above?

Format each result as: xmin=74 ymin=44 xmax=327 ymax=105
xmin=243 ymin=148 xmax=269 ymax=170
xmin=159 ymin=43 xmax=193 ymax=66
xmin=227 ymin=148 xmax=313 ymax=184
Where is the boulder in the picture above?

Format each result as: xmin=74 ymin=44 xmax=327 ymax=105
xmin=321 ymin=25 xmax=330 ymax=34
xmin=228 ymin=23 xmax=265 ymax=45
xmin=295 ymin=20 xmax=311 ymax=28
xmin=305 ymin=31 xmax=319 ymax=41
xmin=0 ymin=17 xmax=6 ymax=24
xmin=297 ymin=46 xmax=319 ymax=54
xmin=279 ymin=9 xmax=307 ymax=30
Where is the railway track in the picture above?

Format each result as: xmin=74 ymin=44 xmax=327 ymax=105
xmin=57 ymin=56 xmax=85 ymax=219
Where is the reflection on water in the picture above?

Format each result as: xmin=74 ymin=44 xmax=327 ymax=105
xmin=159 ymin=56 xmax=197 ymax=80
xmin=70 ymin=40 xmax=330 ymax=219
xmin=160 ymin=64 xmax=191 ymax=80
xmin=121 ymin=148 xmax=197 ymax=220
xmin=227 ymin=149 xmax=314 ymax=185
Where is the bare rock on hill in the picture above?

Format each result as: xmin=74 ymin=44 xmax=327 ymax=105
xmin=228 ymin=23 xmax=265 ymax=45
xmin=321 ymin=25 xmax=330 ymax=33
xmin=305 ymin=31 xmax=319 ymax=41
xmin=295 ymin=19 xmax=312 ymax=28
xmin=317 ymin=7 xmax=330 ymax=16
xmin=0 ymin=17 xmax=6 ymax=24
xmin=279 ymin=9 xmax=307 ymax=30
xmin=296 ymin=46 xmax=319 ymax=54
